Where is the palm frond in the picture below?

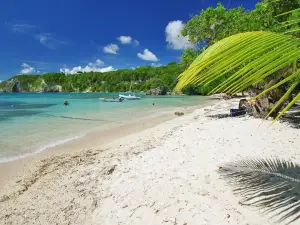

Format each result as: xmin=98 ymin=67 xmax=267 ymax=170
xmin=175 ymin=31 xmax=300 ymax=120
xmin=281 ymin=19 xmax=300 ymax=27
xmin=284 ymin=28 xmax=300 ymax=34
xmin=276 ymin=8 xmax=300 ymax=18
xmin=219 ymin=158 xmax=300 ymax=224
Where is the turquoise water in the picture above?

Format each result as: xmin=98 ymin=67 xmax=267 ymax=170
xmin=0 ymin=92 xmax=210 ymax=162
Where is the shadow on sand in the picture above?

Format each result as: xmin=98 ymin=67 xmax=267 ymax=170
xmin=219 ymin=158 xmax=300 ymax=224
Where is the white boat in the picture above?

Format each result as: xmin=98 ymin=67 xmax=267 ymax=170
xmin=119 ymin=82 xmax=141 ymax=100
xmin=119 ymin=94 xmax=141 ymax=100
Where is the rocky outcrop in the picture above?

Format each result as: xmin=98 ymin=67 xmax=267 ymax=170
xmin=1 ymin=79 xmax=23 ymax=92
xmin=146 ymin=87 xmax=168 ymax=95
xmin=43 ymin=85 xmax=62 ymax=92
xmin=0 ymin=78 xmax=62 ymax=93
xmin=238 ymin=99 xmax=248 ymax=110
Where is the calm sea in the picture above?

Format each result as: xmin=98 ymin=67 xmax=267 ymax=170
xmin=0 ymin=92 xmax=210 ymax=162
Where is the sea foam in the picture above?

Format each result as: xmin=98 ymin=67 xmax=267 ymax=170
xmin=0 ymin=134 xmax=86 ymax=163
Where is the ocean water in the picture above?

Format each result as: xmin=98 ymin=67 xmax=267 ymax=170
xmin=0 ymin=92 xmax=210 ymax=162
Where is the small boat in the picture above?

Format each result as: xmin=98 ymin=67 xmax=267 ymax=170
xmin=118 ymin=94 xmax=141 ymax=100
xmin=118 ymin=82 xmax=141 ymax=100
xmin=100 ymin=97 xmax=124 ymax=102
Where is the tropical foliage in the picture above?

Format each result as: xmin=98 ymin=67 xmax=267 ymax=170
xmin=0 ymin=63 xmax=187 ymax=93
xmin=218 ymin=158 xmax=300 ymax=224
xmin=176 ymin=0 xmax=300 ymax=120
xmin=175 ymin=31 xmax=300 ymax=120
xmin=181 ymin=0 xmax=300 ymax=46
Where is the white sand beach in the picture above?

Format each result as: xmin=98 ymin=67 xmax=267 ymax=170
xmin=0 ymin=98 xmax=299 ymax=225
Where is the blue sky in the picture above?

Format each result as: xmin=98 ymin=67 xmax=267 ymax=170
xmin=0 ymin=0 xmax=260 ymax=80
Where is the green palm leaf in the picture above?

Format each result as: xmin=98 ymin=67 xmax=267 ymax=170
xmin=175 ymin=31 xmax=300 ymax=120
xmin=218 ymin=158 xmax=300 ymax=224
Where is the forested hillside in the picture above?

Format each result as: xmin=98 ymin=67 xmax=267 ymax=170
xmin=0 ymin=62 xmax=186 ymax=93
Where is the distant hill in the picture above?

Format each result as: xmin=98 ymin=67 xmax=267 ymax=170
xmin=0 ymin=62 xmax=185 ymax=94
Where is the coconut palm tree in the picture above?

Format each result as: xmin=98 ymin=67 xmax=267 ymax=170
xmin=175 ymin=9 xmax=300 ymax=122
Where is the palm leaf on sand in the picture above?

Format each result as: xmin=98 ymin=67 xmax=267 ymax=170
xmin=218 ymin=158 xmax=300 ymax=224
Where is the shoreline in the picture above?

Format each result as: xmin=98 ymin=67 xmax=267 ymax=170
xmin=0 ymin=134 xmax=88 ymax=164
xmin=1 ymin=98 xmax=299 ymax=224
xmin=0 ymin=99 xmax=214 ymax=187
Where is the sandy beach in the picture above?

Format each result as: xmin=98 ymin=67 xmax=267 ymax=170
xmin=0 ymin=98 xmax=299 ymax=225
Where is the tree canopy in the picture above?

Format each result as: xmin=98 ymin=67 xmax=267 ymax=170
xmin=0 ymin=63 xmax=185 ymax=93
xmin=181 ymin=0 xmax=300 ymax=46
xmin=177 ymin=1 xmax=300 ymax=120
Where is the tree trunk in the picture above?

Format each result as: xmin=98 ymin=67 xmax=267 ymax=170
xmin=247 ymin=86 xmax=288 ymax=118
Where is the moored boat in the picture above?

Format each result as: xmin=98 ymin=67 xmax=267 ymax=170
xmin=118 ymin=94 xmax=141 ymax=100
xmin=100 ymin=97 xmax=124 ymax=102
xmin=118 ymin=81 xmax=141 ymax=100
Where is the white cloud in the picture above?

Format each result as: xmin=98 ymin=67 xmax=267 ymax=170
xmin=20 ymin=63 xmax=35 ymax=74
xmin=137 ymin=49 xmax=159 ymax=62
xmin=60 ymin=65 xmax=115 ymax=74
xmin=117 ymin=36 xmax=140 ymax=46
xmin=117 ymin=36 xmax=132 ymax=44
xmin=151 ymin=63 xmax=163 ymax=67
xmin=103 ymin=44 xmax=119 ymax=54
xmin=165 ymin=20 xmax=195 ymax=50
xmin=35 ymin=33 xmax=67 ymax=50
xmin=133 ymin=40 xmax=139 ymax=46
xmin=88 ymin=59 xmax=104 ymax=67
xmin=98 ymin=66 xmax=115 ymax=73
xmin=10 ymin=23 xmax=38 ymax=33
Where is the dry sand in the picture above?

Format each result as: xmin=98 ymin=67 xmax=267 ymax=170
xmin=0 ymin=98 xmax=299 ymax=225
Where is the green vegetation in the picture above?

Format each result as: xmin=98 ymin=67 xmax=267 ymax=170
xmin=177 ymin=0 xmax=300 ymax=120
xmin=181 ymin=0 xmax=299 ymax=46
xmin=178 ymin=0 xmax=300 ymax=96
xmin=0 ymin=62 xmax=185 ymax=93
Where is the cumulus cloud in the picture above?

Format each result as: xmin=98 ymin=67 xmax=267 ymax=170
xmin=165 ymin=20 xmax=195 ymax=50
xmin=35 ymin=33 xmax=67 ymax=50
xmin=137 ymin=49 xmax=159 ymax=62
xmin=117 ymin=36 xmax=132 ymax=44
xmin=60 ymin=65 xmax=115 ymax=74
xmin=103 ymin=44 xmax=119 ymax=54
xmin=20 ymin=63 xmax=35 ymax=74
xmin=117 ymin=36 xmax=140 ymax=46
xmin=88 ymin=59 xmax=104 ymax=67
